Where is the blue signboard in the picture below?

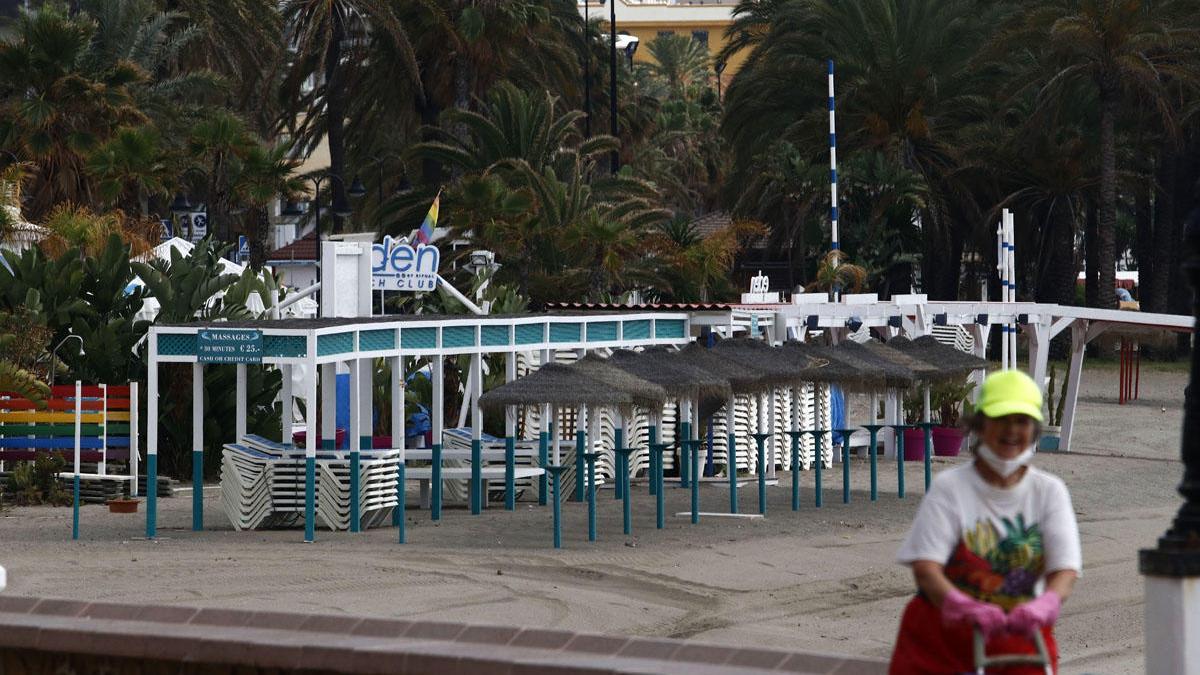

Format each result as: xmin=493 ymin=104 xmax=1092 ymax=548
xmin=237 ymin=235 xmax=249 ymax=264
xmin=160 ymin=219 xmax=174 ymax=241
xmin=197 ymin=329 xmax=263 ymax=364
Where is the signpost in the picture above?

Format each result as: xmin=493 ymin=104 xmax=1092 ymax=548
xmin=197 ymin=329 xmax=263 ymax=364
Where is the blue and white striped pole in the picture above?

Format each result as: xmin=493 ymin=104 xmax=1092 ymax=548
xmin=997 ymin=213 xmax=1008 ymax=369
xmin=828 ymin=60 xmax=840 ymax=253
xmin=1007 ymin=210 xmax=1017 ymax=364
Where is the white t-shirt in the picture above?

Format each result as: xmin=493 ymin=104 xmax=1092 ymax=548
xmin=897 ymin=462 xmax=1082 ymax=610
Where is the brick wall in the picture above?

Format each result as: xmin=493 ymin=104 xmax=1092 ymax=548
xmin=0 ymin=595 xmax=887 ymax=674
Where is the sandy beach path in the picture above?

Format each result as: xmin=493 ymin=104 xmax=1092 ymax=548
xmin=0 ymin=362 xmax=1186 ymax=674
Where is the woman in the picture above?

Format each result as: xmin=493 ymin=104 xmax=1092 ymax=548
xmin=890 ymin=370 xmax=1081 ymax=674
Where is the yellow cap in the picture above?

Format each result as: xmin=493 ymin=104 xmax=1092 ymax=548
xmin=977 ymin=370 xmax=1044 ymax=422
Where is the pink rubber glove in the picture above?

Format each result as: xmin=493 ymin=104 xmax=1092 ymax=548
xmin=940 ymin=587 xmax=1007 ymax=637
xmin=1006 ymin=590 xmax=1061 ymax=635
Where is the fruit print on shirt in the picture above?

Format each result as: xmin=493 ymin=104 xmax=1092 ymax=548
xmin=943 ymin=515 xmax=1044 ymax=611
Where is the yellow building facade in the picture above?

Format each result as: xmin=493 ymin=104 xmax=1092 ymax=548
xmin=579 ymin=0 xmax=747 ymax=85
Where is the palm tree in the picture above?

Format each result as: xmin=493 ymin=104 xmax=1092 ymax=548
xmin=807 ymin=250 xmax=868 ymax=296
xmin=1007 ymin=0 xmax=1200 ymax=308
xmin=87 ymin=126 xmax=171 ymax=217
xmin=0 ymin=7 xmax=145 ymax=219
xmin=278 ymin=0 xmax=421 ymax=230
xmin=720 ymin=0 xmax=997 ymax=299
xmin=165 ymin=0 xmax=283 ymax=131
xmin=645 ymin=33 xmax=711 ymax=99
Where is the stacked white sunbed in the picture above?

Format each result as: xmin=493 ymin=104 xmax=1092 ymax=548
xmin=219 ymin=434 xmax=399 ymax=531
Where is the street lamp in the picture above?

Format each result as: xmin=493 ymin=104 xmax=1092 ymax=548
xmin=1139 ymin=205 xmax=1200 ymax=671
xmin=583 ymin=0 xmax=591 ymax=139
xmin=609 ymin=0 xmax=619 ymax=175
xmin=294 ymin=172 xmax=367 ymax=301
xmin=715 ymin=60 xmax=727 ymax=101
xmin=48 ymin=334 xmax=85 ymax=389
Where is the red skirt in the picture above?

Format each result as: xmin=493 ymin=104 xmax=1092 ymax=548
xmin=889 ymin=595 xmax=1058 ymax=674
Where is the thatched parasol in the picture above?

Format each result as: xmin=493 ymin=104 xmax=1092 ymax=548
xmin=885 ymin=335 xmax=989 ymax=379
xmin=479 ymin=363 xmax=633 ymax=410
xmin=709 ymin=338 xmax=817 ymax=389
xmin=674 ymin=341 xmax=773 ymax=394
xmin=607 ymin=347 xmax=733 ymax=403
xmin=831 ymin=340 xmax=919 ymax=390
xmin=569 ymin=353 xmax=669 ymax=410
xmin=783 ymin=341 xmax=906 ymax=392
xmin=857 ymin=339 xmax=951 ymax=384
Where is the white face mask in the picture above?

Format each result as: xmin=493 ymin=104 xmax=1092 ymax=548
xmin=977 ymin=444 xmax=1036 ymax=478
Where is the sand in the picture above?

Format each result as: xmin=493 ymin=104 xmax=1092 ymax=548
xmin=0 ymin=361 xmax=1187 ymax=674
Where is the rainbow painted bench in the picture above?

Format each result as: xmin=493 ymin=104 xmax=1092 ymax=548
xmin=0 ymin=384 xmax=140 ymax=494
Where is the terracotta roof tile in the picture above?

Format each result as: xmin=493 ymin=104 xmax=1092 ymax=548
xmin=267 ymin=233 xmax=318 ymax=262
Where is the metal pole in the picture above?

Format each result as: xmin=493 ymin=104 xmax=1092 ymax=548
xmin=1139 ymin=207 xmax=1200 ymax=672
xmin=827 ymin=60 xmax=839 ymax=253
xmin=608 ymin=0 xmax=618 ymax=175
xmin=583 ymin=0 xmax=591 ymax=139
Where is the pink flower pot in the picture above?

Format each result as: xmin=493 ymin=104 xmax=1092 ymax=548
xmin=932 ymin=426 xmax=966 ymax=457
xmin=902 ymin=428 xmax=927 ymax=461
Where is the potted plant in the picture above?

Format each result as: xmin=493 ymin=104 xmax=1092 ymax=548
xmin=903 ymin=377 xmax=976 ymax=458
xmin=1040 ymin=365 xmax=1069 ymax=451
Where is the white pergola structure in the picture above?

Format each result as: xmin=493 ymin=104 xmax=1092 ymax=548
xmin=691 ymin=295 xmax=1192 ymax=453
xmin=144 ymin=311 xmax=691 ymax=542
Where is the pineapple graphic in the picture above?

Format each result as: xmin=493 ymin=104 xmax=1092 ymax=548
xmin=952 ymin=516 xmax=1045 ymax=608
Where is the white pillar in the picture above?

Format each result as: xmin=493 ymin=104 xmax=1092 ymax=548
xmin=884 ymin=391 xmax=898 ymax=459
xmin=505 ymin=353 xmax=517 ymax=438
xmin=767 ymin=388 xmax=778 ymax=476
xmin=1059 ymin=321 xmax=1088 ymax=452
xmin=359 ymin=357 xmax=372 ymax=444
xmin=1144 ymin=576 xmax=1200 ymax=673
xmin=129 ymin=381 xmax=139 ymax=497
xmin=235 ymin=364 xmax=247 ymax=442
xmin=281 ymin=364 xmax=293 ymax=444
xmin=391 ymin=357 xmax=404 ymax=448
xmin=471 ymin=354 xmax=483 ymax=440
xmin=321 ymin=363 xmax=337 ymax=448
xmin=431 ymin=357 xmax=444 ymax=448
xmin=349 ymin=359 xmax=361 ymax=454
xmin=192 ymin=363 xmax=204 ymax=459
xmin=551 ymin=404 xmax=561 ymax=464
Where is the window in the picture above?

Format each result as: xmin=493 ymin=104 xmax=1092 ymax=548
xmin=691 ymin=30 xmax=709 ymax=48
xmin=657 ymin=30 xmax=674 ymax=38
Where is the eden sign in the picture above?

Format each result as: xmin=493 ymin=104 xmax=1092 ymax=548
xmin=197 ymin=329 xmax=263 ymax=364
xmin=372 ymin=236 xmax=440 ymax=292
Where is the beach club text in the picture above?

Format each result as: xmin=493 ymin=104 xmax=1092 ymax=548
xmin=372 ymin=236 xmax=439 ymax=291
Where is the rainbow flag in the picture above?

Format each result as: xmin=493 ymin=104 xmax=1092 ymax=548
xmin=413 ymin=192 xmax=440 ymax=245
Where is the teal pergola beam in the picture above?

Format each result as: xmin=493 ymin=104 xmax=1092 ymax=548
xmin=860 ymin=424 xmax=886 ymax=502
xmin=889 ymin=424 xmax=913 ymax=499
xmin=803 ymin=429 xmax=827 ymax=508
xmin=649 ymin=443 xmax=667 ymax=529
xmin=615 ymin=447 xmax=635 ymax=534
xmin=679 ymin=420 xmax=692 ymax=488
xmin=916 ymin=421 xmax=936 ymax=492
xmin=545 ymin=465 xmax=567 ymax=548
xmin=538 ymin=428 xmax=549 ymax=506
xmin=832 ymin=428 xmax=857 ymax=505
xmin=574 ymin=428 xmax=586 ymax=502
xmin=785 ymin=431 xmax=804 ymax=511
xmin=470 ymin=438 xmax=482 ymax=515
xmin=614 ymin=427 xmax=624 ymax=500
xmin=584 ymin=451 xmax=600 ymax=541
xmin=683 ymin=440 xmax=702 ymax=523
xmin=647 ymin=423 xmax=659 ymax=496
xmin=750 ymin=432 xmax=771 ymax=516
xmin=396 ymin=461 xmax=406 ymax=544
xmin=727 ymin=424 xmax=739 ymax=514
